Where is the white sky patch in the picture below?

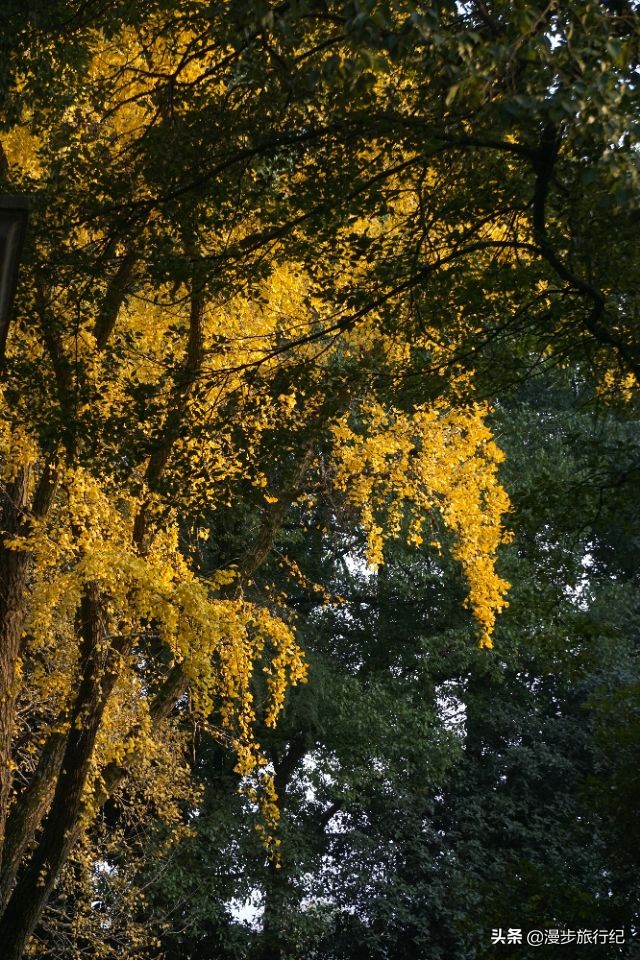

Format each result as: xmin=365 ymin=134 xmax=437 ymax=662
xmin=343 ymin=551 xmax=377 ymax=579
xmin=564 ymin=549 xmax=595 ymax=610
xmin=435 ymin=680 xmax=467 ymax=738
xmin=227 ymin=888 xmax=263 ymax=929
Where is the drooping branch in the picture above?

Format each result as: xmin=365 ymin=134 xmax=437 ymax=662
xmin=91 ymin=437 xmax=319 ymax=821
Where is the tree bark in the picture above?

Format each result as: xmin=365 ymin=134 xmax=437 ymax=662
xmin=0 ymin=731 xmax=66 ymax=910
xmin=0 ymin=584 xmax=117 ymax=959
xmin=0 ymin=467 xmax=32 ymax=864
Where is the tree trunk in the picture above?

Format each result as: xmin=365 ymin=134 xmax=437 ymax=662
xmin=0 ymin=731 xmax=66 ymax=910
xmin=0 ymin=585 xmax=116 ymax=959
xmin=0 ymin=467 xmax=32 ymax=865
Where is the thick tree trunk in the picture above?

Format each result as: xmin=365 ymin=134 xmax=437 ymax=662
xmin=0 ymin=467 xmax=32 ymax=864
xmin=0 ymin=731 xmax=66 ymax=910
xmin=0 ymin=585 xmax=116 ymax=959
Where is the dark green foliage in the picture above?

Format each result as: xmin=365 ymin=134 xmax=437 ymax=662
xmin=138 ymin=368 xmax=640 ymax=959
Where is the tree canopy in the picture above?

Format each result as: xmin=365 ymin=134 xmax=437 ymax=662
xmin=0 ymin=2 xmax=638 ymax=958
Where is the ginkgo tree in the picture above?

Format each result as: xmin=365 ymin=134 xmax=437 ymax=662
xmin=0 ymin=2 xmax=638 ymax=957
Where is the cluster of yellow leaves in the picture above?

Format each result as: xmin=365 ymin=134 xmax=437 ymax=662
xmin=3 ymin=456 xmax=306 ymax=792
xmin=2 ymin=125 xmax=42 ymax=180
xmin=596 ymin=368 xmax=639 ymax=404
xmin=331 ymin=399 xmax=511 ymax=648
xmin=0 ymin=391 xmax=41 ymax=480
